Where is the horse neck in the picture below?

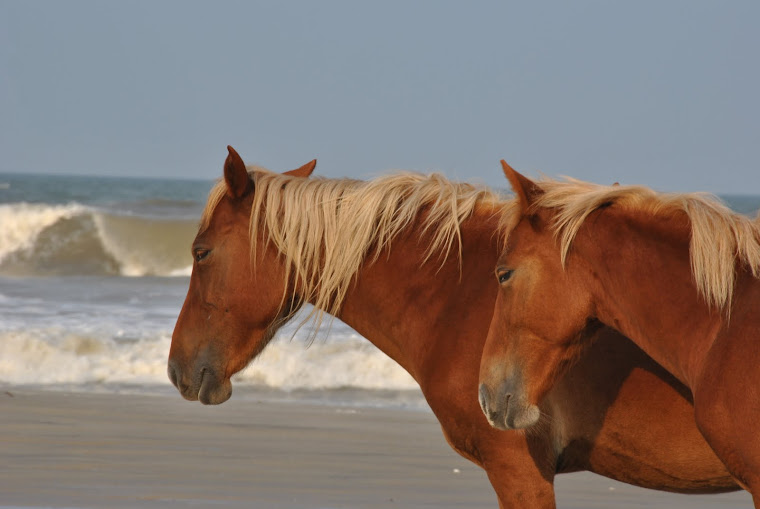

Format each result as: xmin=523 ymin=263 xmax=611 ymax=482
xmin=573 ymin=208 xmax=723 ymax=386
xmin=334 ymin=208 xmax=501 ymax=392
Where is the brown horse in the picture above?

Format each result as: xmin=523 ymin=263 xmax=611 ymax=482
xmin=170 ymin=147 xmax=738 ymax=508
xmin=479 ymin=161 xmax=760 ymax=504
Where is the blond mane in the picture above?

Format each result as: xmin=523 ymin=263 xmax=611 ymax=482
xmin=526 ymin=177 xmax=760 ymax=311
xmin=201 ymin=168 xmax=510 ymax=326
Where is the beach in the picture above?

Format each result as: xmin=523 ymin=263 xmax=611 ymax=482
xmin=0 ymin=388 xmax=752 ymax=509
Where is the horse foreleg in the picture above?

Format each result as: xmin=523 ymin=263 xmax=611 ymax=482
xmin=483 ymin=462 xmax=556 ymax=509
xmin=435 ymin=405 xmax=557 ymax=507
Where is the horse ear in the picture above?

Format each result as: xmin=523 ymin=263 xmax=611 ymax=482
xmin=501 ymin=160 xmax=542 ymax=213
xmin=284 ymin=159 xmax=317 ymax=178
xmin=224 ymin=145 xmax=253 ymax=199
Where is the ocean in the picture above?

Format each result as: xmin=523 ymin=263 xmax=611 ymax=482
xmin=1 ymin=173 xmax=759 ymax=409
xmin=0 ymin=172 xmax=421 ymax=409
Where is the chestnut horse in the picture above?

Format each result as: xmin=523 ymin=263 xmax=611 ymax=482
xmin=479 ymin=161 xmax=759 ymax=504
xmin=170 ymin=147 xmax=737 ymax=508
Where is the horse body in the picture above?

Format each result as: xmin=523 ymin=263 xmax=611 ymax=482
xmin=170 ymin=147 xmax=737 ymax=508
xmin=341 ymin=205 xmax=739 ymax=497
xmin=551 ymin=204 xmax=760 ymax=494
xmin=480 ymin=163 xmax=759 ymax=503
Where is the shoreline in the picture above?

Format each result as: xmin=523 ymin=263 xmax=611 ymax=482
xmin=0 ymin=388 xmax=752 ymax=508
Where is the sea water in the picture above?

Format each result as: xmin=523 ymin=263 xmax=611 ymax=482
xmin=1 ymin=173 xmax=758 ymax=409
xmin=0 ymin=173 xmax=421 ymax=409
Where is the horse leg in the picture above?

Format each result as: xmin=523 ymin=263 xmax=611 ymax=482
xmin=694 ymin=406 xmax=759 ymax=506
xmin=477 ymin=431 xmax=558 ymax=509
xmin=484 ymin=462 xmax=556 ymax=509
xmin=436 ymin=407 xmax=558 ymax=508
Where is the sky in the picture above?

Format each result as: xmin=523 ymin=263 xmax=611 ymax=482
xmin=1 ymin=1 xmax=758 ymax=193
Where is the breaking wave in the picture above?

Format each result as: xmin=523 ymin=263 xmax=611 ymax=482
xmin=0 ymin=202 xmax=196 ymax=277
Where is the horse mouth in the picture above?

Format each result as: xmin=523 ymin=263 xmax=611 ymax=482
xmin=504 ymin=400 xmax=541 ymax=429
xmin=196 ymin=367 xmax=232 ymax=405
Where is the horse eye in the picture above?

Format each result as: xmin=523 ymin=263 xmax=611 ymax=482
xmin=496 ymin=269 xmax=513 ymax=284
xmin=194 ymin=249 xmax=210 ymax=263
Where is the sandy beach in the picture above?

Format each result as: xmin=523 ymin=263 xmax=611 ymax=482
xmin=0 ymin=389 xmax=752 ymax=509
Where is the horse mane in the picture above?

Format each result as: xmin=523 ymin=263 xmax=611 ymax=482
xmin=526 ymin=177 xmax=760 ymax=311
xmin=201 ymin=168 xmax=511 ymax=326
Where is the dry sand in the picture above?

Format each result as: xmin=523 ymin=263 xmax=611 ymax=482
xmin=0 ymin=389 xmax=752 ymax=508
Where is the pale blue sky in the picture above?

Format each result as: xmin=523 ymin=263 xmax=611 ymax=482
xmin=1 ymin=1 xmax=758 ymax=192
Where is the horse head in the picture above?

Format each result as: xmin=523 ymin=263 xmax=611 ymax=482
xmin=168 ymin=146 xmax=315 ymax=404
xmin=478 ymin=161 xmax=599 ymax=430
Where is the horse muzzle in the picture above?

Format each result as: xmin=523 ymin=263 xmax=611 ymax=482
xmin=478 ymin=380 xmax=541 ymax=430
xmin=167 ymin=359 xmax=232 ymax=405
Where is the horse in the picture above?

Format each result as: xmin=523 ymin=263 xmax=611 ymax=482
xmin=479 ymin=160 xmax=760 ymax=504
xmin=169 ymin=146 xmax=738 ymax=508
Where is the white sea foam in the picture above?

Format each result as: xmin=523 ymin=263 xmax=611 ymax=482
xmin=236 ymin=333 xmax=417 ymax=390
xmin=0 ymin=324 xmax=417 ymax=392
xmin=0 ymin=328 xmax=169 ymax=386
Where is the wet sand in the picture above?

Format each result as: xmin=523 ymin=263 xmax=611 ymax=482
xmin=0 ymin=389 xmax=752 ymax=508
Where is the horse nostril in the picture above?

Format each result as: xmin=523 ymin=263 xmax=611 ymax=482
xmin=167 ymin=361 xmax=180 ymax=389
xmin=478 ymin=384 xmax=490 ymax=414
